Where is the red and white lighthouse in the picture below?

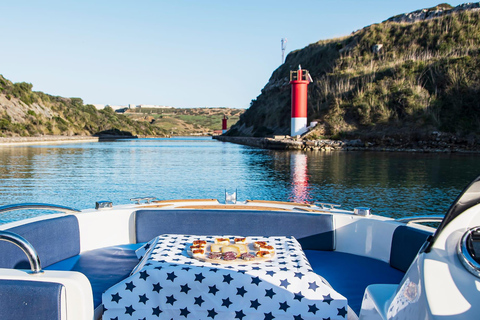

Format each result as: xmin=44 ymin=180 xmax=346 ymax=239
xmin=290 ymin=66 xmax=312 ymax=137
xmin=222 ymin=115 xmax=228 ymax=134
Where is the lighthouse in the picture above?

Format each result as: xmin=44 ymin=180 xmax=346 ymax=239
xmin=290 ymin=65 xmax=312 ymax=137
xmin=222 ymin=115 xmax=228 ymax=134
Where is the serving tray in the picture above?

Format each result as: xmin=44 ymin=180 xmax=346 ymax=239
xmin=188 ymin=242 xmax=275 ymax=264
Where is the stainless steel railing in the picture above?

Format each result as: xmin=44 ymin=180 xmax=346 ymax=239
xmin=0 ymin=231 xmax=42 ymax=274
xmin=396 ymin=215 xmax=444 ymax=224
xmin=0 ymin=203 xmax=80 ymax=214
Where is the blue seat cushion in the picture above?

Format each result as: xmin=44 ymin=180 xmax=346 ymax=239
xmin=0 ymin=279 xmax=63 ymax=320
xmin=390 ymin=225 xmax=432 ymax=272
xmin=304 ymin=250 xmax=405 ymax=315
xmin=46 ymin=243 xmax=144 ymax=308
xmin=0 ymin=215 xmax=80 ymax=269
xmin=135 ymin=209 xmax=335 ymax=250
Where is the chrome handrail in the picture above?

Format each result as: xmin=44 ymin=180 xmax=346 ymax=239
xmin=0 ymin=203 xmax=80 ymax=214
xmin=0 ymin=231 xmax=42 ymax=274
xmin=396 ymin=215 xmax=444 ymax=224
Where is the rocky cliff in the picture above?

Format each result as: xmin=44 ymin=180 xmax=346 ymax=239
xmin=385 ymin=2 xmax=480 ymax=24
xmin=0 ymin=75 xmax=166 ymax=137
xmin=228 ymin=2 xmax=480 ymax=145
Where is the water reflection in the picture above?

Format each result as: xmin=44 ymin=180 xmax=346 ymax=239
xmin=289 ymin=152 xmax=311 ymax=203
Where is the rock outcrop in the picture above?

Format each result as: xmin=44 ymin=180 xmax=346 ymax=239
xmin=385 ymin=2 xmax=480 ymax=24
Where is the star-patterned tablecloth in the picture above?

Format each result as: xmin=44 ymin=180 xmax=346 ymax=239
xmin=102 ymin=234 xmax=348 ymax=320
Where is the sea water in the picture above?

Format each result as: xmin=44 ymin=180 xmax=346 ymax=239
xmin=0 ymin=136 xmax=477 ymax=223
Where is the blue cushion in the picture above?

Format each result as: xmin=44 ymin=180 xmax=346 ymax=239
xmin=0 ymin=279 xmax=63 ymax=320
xmin=304 ymin=250 xmax=405 ymax=315
xmin=0 ymin=215 xmax=80 ymax=269
xmin=390 ymin=225 xmax=432 ymax=272
xmin=135 ymin=209 xmax=335 ymax=250
xmin=46 ymin=243 xmax=144 ymax=308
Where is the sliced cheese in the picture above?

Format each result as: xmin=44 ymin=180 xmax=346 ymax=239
xmin=221 ymin=245 xmax=240 ymax=254
xmin=211 ymin=244 xmax=223 ymax=253
xmin=233 ymin=244 xmax=248 ymax=253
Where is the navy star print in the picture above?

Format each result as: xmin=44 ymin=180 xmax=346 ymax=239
xmin=180 ymin=283 xmax=191 ymax=294
xmin=138 ymin=294 xmax=149 ymax=304
xmin=235 ymin=310 xmax=246 ymax=320
xmin=223 ymin=274 xmax=234 ymax=284
xmin=166 ymin=295 xmax=176 ymax=305
xmin=152 ymin=306 xmax=162 ymax=317
xmin=308 ymin=304 xmax=319 ymax=314
xmin=208 ymin=285 xmax=219 ymax=295
xmin=294 ymin=292 xmax=304 ymax=302
xmin=251 ymin=276 xmax=262 ymax=285
xmin=195 ymin=273 xmax=205 ymax=283
xmin=180 ymin=307 xmax=190 ymax=318
xmin=323 ymin=294 xmax=333 ymax=304
xmin=194 ymin=296 xmax=205 ymax=306
xmin=111 ymin=292 xmax=122 ymax=303
xmin=152 ymin=283 xmax=162 ymax=293
xmin=222 ymin=298 xmax=233 ymax=308
xmin=139 ymin=270 xmax=149 ymax=281
xmin=166 ymin=272 xmax=177 ymax=282
xmin=337 ymin=307 xmax=347 ymax=318
xmin=308 ymin=281 xmax=319 ymax=291
xmin=102 ymin=235 xmax=348 ymax=319
xmin=125 ymin=281 xmax=136 ymax=292
xmin=236 ymin=286 xmax=247 ymax=297
xmin=265 ymin=288 xmax=276 ymax=299
xmin=250 ymin=299 xmax=261 ymax=310
xmin=125 ymin=305 xmax=135 ymax=316
xmin=207 ymin=308 xmax=218 ymax=319
xmin=280 ymin=279 xmax=291 ymax=288
xmin=279 ymin=301 xmax=290 ymax=312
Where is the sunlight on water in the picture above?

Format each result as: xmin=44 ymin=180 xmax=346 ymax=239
xmin=0 ymin=137 xmax=477 ymax=223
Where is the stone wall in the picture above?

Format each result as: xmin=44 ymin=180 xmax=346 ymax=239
xmin=214 ymin=135 xmax=480 ymax=153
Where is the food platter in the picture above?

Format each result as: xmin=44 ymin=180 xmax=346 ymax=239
xmin=187 ymin=238 xmax=275 ymax=264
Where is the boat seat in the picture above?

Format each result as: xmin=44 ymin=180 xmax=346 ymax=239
xmin=304 ymin=250 xmax=405 ymax=315
xmin=0 ymin=215 xmax=80 ymax=269
xmin=135 ymin=209 xmax=336 ymax=251
xmin=45 ymin=243 xmax=144 ymax=308
xmin=389 ymin=225 xmax=432 ymax=272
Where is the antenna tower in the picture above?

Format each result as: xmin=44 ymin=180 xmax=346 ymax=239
xmin=281 ymin=38 xmax=287 ymax=64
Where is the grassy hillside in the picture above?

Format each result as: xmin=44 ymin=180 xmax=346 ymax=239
xmin=229 ymin=6 xmax=480 ymax=142
xmin=125 ymin=107 xmax=244 ymax=136
xmin=0 ymin=75 xmax=167 ymax=137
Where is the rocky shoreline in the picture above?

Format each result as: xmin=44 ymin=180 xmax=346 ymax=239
xmin=214 ymin=135 xmax=480 ymax=153
xmin=0 ymin=135 xmax=138 ymax=146
xmin=0 ymin=135 xmax=99 ymax=146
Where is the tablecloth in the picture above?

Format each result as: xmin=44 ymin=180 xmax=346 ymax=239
xmin=102 ymin=234 xmax=348 ymax=319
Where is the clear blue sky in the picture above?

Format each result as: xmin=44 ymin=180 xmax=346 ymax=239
xmin=1 ymin=1 xmax=466 ymax=108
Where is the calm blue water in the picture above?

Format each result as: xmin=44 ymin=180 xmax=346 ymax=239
xmin=0 ymin=137 xmax=478 ymax=224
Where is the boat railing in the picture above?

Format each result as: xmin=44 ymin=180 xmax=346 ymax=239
xmin=0 ymin=203 xmax=81 ymax=214
xmin=396 ymin=215 xmax=444 ymax=224
xmin=0 ymin=231 xmax=42 ymax=274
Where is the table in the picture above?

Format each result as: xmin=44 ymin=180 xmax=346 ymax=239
xmin=102 ymin=234 xmax=348 ymax=319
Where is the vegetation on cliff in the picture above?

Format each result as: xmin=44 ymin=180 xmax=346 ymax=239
xmin=0 ymin=75 xmax=167 ymax=137
xmin=229 ymin=4 xmax=480 ymax=144
xmin=125 ymin=107 xmax=244 ymax=136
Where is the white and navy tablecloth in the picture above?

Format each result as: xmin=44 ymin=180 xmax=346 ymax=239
xmin=102 ymin=234 xmax=348 ymax=319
